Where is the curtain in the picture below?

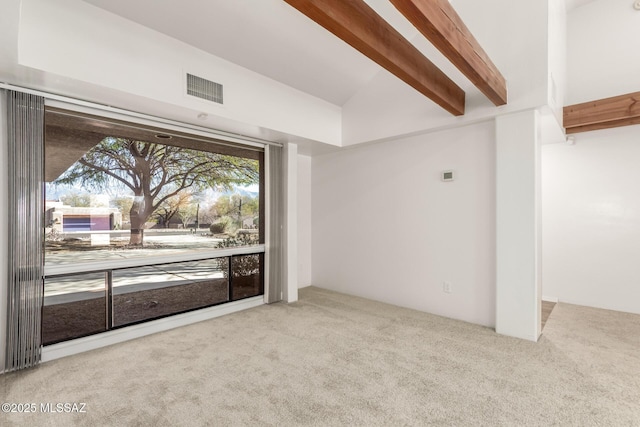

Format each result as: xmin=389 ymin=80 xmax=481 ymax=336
xmin=4 ymin=90 xmax=45 ymax=372
xmin=266 ymin=144 xmax=283 ymax=303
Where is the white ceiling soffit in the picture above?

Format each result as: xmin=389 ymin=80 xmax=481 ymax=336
xmin=82 ymin=0 xmax=383 ymax=106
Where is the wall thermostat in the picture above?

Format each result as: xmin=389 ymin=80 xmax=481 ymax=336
xmin=441 ymin=170 xmax=455 ymax=182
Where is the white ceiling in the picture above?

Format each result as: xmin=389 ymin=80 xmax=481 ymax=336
xmin=82 ymin=0 xmax=596 ymax=109
xmin=565 ymin=0 xmax=599 ymax=11
xmin=83 ymin=0 xmax=386 ymax=106
xmin=82 ymin=0 xmax=491 ymax=108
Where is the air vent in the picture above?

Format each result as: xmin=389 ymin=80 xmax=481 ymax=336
xmin=186 ymin=73 xmax=223 ymax=104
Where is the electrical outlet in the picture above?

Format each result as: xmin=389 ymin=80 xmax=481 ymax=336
xmin=443 ymin=282 xmax=452 ymax=294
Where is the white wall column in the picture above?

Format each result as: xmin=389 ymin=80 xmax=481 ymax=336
xmin=283 ymin=143 xmax=298 ymax=302
xmin=297 ymin=154 xmax=312 ymax=289
xmin=495 ymin=109 xmax=542 ymax=341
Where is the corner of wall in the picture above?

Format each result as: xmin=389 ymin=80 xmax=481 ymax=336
xmin=547 ymin=0 xmax=567 ymax=126
xmin=296 ymin=154 xmax=312 ymax=289
xmin=283 ymin=143 xmax=298 ymax=302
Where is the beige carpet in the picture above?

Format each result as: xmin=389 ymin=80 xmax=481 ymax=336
xmin=1 ymin=286 xmax=639 ymax=426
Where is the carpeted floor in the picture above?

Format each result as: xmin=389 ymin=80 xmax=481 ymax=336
xmin=541 ymin=300 xmax=556 ymax=330
xmin=1 ymin=286 xmax=639 ymax=426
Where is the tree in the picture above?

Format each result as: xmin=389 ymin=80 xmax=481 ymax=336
xmin=55 ymin=137 xmax=258 ymax=246
xmin=199 ymin=203 xmax=218 ymax=225
xmin=60 ymin=191 xmax=91 ymax=207
xmin=178 ymin=203 xmax=198 ymax=229
xmin=213 ymin=194 xmax=259 ymax=227
xmin=155 ymin=190 xmax=193 ymax=228
xmin=111 ymin=196 xmax=134 ymax=223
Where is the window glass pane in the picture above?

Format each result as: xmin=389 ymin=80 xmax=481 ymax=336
xmin=112 ymin=259 xmax=228 ymax=327
xmin=44 ymin=109 xmax=262 ymax=267
xmin=231 ymin=254 xmax=263 ymax=301
xmin=42 ymin=272 xmax=107 ymax=345
xmin=42 ymin=109 xmax=266 ymax=346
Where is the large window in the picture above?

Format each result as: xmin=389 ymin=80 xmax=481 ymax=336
xmin=42 ymin=108 xmax=265 ymax=345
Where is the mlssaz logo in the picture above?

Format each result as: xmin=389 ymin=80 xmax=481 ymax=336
xmin=40 ymin=402 xmax=87 ymax=413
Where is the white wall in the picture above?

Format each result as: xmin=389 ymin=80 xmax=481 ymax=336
xmin=567 ymin=0 xmax=640 ymax=104
xmin=297 ymin=154 xmax=312 ymax=288
xmin=312 ymin=121 xmax=496 ymax=327
xmin=540 ymin=0 xmax=640 ymax=315
xmin=495 ymin=110 xmax=542 ymax=341
xmin=542 ymin=126 xmax=640 ymax=315
xmin=0 ymin=0 xmax=19 ymax=71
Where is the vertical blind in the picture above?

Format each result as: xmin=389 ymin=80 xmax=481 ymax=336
xmin=4 ymin=90 xmax=44 ymax=372
xmin=266 ymin=144 xmax=283 ymax=304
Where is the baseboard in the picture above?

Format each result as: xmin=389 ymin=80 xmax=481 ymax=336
xmin=542 ymin=295 xmax=559 ymax=303
xmin=41 ymin=296 xmax=264 ymax=363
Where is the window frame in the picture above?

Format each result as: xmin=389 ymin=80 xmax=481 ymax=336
xmin=41 ymin=100 xmax=270 ymax=345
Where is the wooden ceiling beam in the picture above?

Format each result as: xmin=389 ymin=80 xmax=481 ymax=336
xmin=390 ymin=0 xmax=507 ymax=106
xmin=564 ymin=91 xmax=640 ymax=134
xmin=283 ymin=0 xmax=465 ymax=115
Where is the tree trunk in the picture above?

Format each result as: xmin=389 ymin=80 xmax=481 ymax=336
xmin=129 ymin=200 xmax=147 ymax=246
xmin=129 ymin=213 xmax=144 ymax=246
